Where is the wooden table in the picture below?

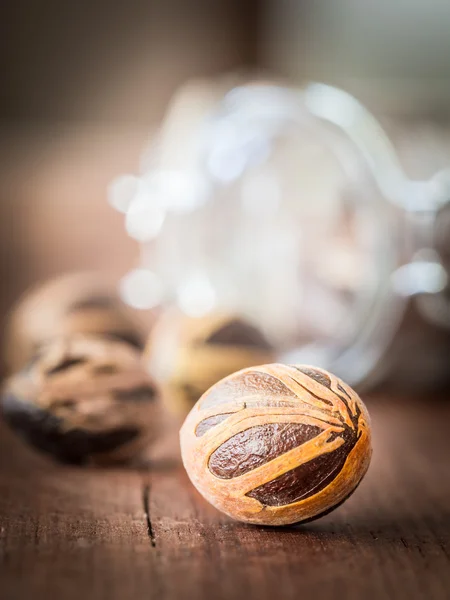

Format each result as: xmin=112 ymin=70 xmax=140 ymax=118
xmin=1 ymin=395 xmax=449 ymax=600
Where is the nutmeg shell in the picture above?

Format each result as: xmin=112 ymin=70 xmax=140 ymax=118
xmin=147 ymin=310 xmax=274 ymax=416
xmin=180 ymin=364 xmax=372 ymax=526
xmin=1 ymin=335 xmax=161 ymax=465
xmin=4 ymin=272 xmax=146 ymax=374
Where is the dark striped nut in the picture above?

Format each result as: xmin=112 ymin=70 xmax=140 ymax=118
xmin=1 ymin=335 xmax=160 ymax=465
xmin=4 ymin=272 xmax=146 ymax=374
xmin=147 ymin=310 xmax=273 ymax=416
xmin=180 ymin=364 xmax=372 ymax=526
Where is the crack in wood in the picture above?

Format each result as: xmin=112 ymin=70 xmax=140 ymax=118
xmin=142 ymin=484 xmax=156 ymax=548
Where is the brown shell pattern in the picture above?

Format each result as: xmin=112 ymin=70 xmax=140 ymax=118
xmin=2 ymin=335 xmax=160 ymax=465
xmin=180 ymin=363 xmax=372 ymax=525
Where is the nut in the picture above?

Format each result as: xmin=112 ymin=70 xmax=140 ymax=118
xmin=180 ymin=364 xmax=372 ymax=526
xmin=147 ymin=310 xmax=274 ymax=415
xmin=2 ymin=335 xmax=160 ymax=465
xmin=4 ymin=272 xmax=146 ymax=374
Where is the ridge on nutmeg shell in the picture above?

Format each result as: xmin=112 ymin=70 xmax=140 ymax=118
xmin=180 ymin=363 xmax=372 ymax=526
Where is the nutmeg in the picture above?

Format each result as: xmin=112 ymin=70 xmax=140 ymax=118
xmin=147 ymin=310 xmax=274 ymax=416
xmin=180 ymin=364 xmax=372 ymax=526
xmin=1 ymin=335 xmax=160 ymax=465
xmin=4 ymin=272 xmax=146 ymax=374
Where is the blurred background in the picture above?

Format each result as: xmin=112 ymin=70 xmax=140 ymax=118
xmin=1 ymin=0 xmax=450 ymax=389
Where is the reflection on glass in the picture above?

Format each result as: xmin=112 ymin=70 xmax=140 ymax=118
xmin=110 ymin=81 xmax=449 ymax=386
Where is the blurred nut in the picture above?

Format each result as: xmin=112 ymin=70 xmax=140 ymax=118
xmin=1 ymin=335 xmax=161 ymax=465
xmin=147 ymin=310 xmax=274 ymax=416
xmin=180 ymin=364 xmax=372 ymax=526
xmin=4 ymin=272 xmax=146 ymax=373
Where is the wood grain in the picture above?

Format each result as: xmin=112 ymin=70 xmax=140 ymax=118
xmin=1 ymin=395 xmax=449 ymax=600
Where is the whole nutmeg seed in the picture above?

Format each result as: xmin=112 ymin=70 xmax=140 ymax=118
xmin=4 ymin=272 xmax=146 ymax=374
xmin=180 ymin=364 xmax=372 ymax=526
xmin=1 ymin=335 xmax=161 ymax=465
xmin=148 ymin=310 xmax=274 ymax=416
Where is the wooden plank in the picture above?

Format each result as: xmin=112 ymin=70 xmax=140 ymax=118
xmin=1 ymin=396 xmax=450 ymax=600
xmin=0 ymin=424 xmax=157 ymax=600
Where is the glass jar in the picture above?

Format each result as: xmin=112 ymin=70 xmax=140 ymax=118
xmin=110 ymin=80 xmax=450 ymax=388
